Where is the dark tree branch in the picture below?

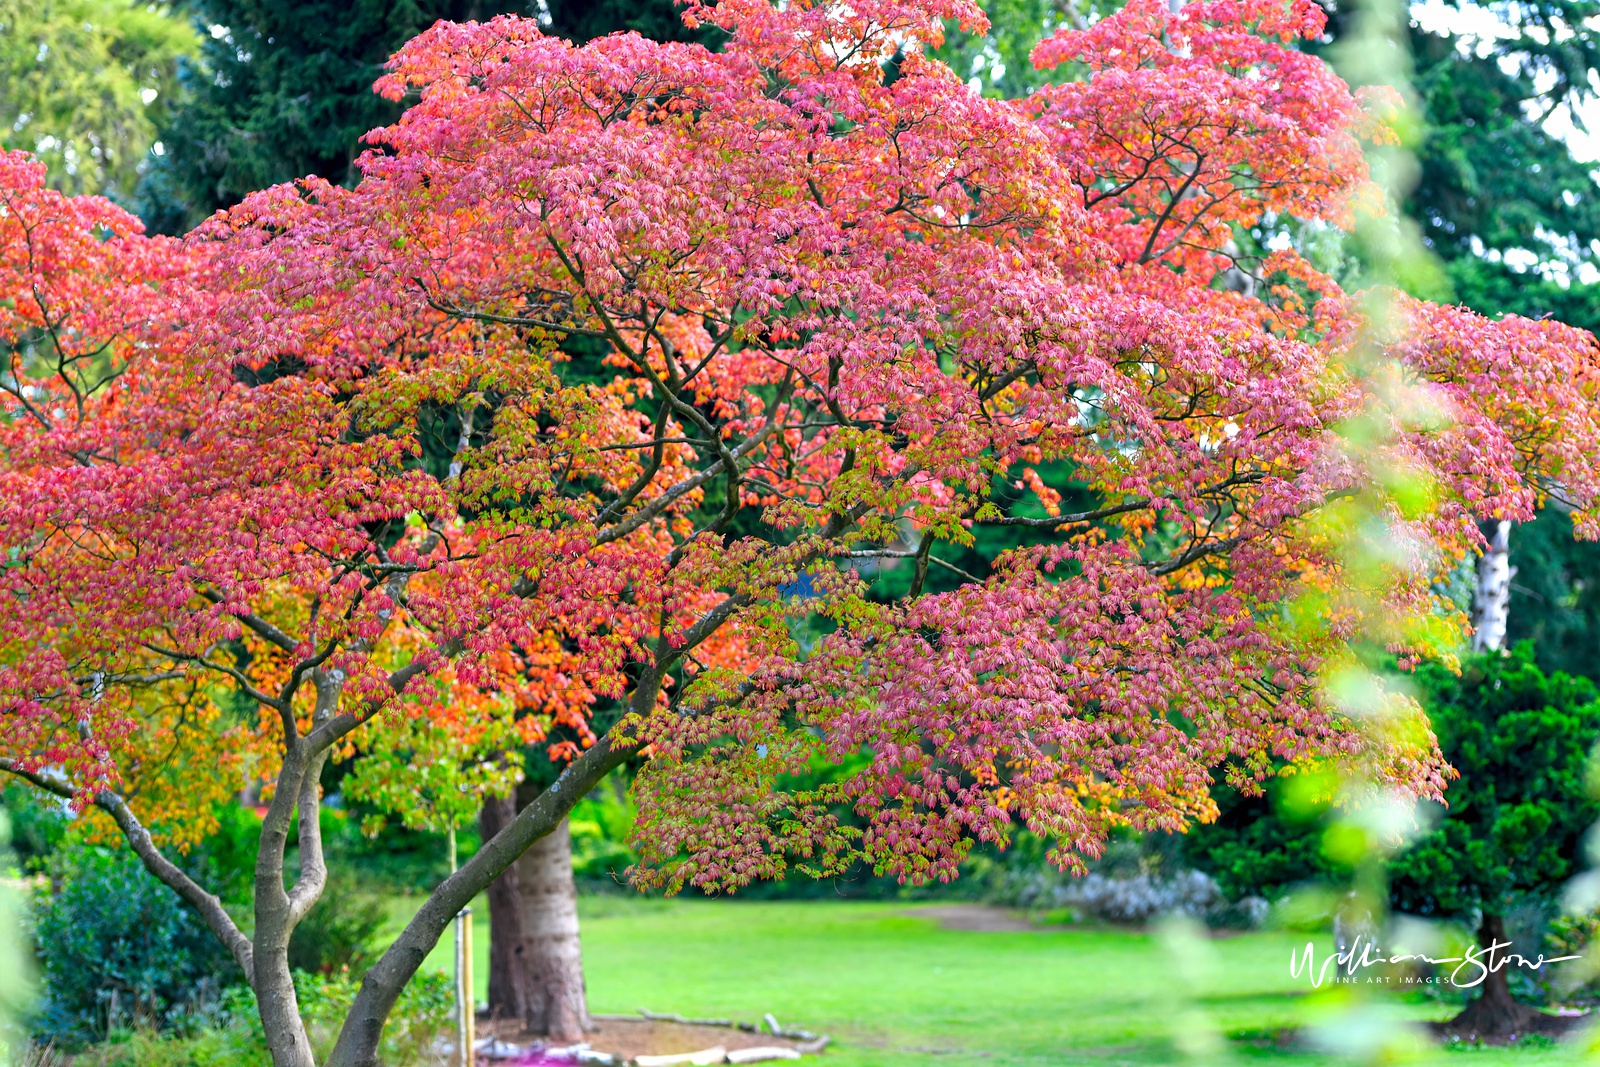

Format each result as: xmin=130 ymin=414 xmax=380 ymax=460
xmin=979 ymin=498 xmax=1152 ymax=528
xmin=200 ymin=590 xmax=301 ymax=653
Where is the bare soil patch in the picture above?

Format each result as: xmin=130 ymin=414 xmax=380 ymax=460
xmin=478 ymin=1016 xmax=809 ymax=1062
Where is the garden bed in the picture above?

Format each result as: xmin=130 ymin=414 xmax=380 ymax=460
xmin=478 ymin=1010 xmax=826 ymax=1065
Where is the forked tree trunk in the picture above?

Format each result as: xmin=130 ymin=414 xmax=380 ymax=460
xmin=483 ymin=785 xmax=591 ymax=1042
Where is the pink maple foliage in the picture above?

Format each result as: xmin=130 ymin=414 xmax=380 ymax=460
xmin=3 ymin=0 xmax=1600 ymax=1061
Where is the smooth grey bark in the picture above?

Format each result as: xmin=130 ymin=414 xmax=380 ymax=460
xmin=512 ymin=815 xmax=590 ymax=1041
xmin=249 ymin=666 xmax=344 ymax=1067
xmin=251 ymin=747 xmax=325 ymax=1067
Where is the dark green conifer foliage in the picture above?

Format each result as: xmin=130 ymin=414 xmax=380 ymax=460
xmin=1406 ymin=21 xmax=1600 ymax=331
xmin=1504 ymin=508 xmax=1600 ymax=679
xmin=1184 ymin=647 xmax=1600 ymax=922
xmin=1391 ymin=645 xmax=1600 ymax=918
xmin=142 ymin=0 xmax=709 ymax=231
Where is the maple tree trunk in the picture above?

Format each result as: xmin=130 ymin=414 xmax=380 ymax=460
xmin=255 ymin=745 xmax=330 ymax=1067
xmin=255 ymin=939 xmax=316 ymax=1067
xmin=513 ymin=814 xmax=591 ymax=1041
xmin=481 ymin=792 xmax=534 ymax=1023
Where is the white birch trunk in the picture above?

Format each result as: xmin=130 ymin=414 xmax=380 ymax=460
xmin=1472 ymin=520 xmax=1515 ymax=653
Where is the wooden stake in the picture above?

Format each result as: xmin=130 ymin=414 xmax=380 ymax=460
xmin=462 ymin=906 xmax=475 ymax=1066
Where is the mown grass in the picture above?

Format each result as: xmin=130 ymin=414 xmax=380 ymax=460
xmin=384 ymin=896 xmax=1598 ymax=1066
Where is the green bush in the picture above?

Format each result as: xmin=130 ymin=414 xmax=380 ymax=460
xmin=1389 ymin=645 xmax=1600 ymax=919
xmin=85 ymin=988 xmax=270 ymax=1067
xmin=30 ymin=845 xmax=243 ymax=1044
xmin=295 ymin=969 xmax=452 ymax=1066
xmin=0 ymin=783 xmax=68 ymax=872
xmin=571 ymin=779 xmax=639 ymax=886
xmin=197 ymin=803 xmax=262 ymax=909
xmin=1180 ymin=766 xmax=1347 ymax=902
xmin=58 ymin=972 xmax=452 ymax=1067
xmin=285 ymin=871 xmax=386 ymax=975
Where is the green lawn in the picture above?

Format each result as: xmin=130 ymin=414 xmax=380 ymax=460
xmin=385 ymin=897 xmax=1597 ymax=1066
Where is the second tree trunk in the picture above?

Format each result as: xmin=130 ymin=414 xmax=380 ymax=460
xmin=482 ymin=788 xmax=591 ymax=1042
xmin=1436 ymin=912 xmax=1570 ymax=1040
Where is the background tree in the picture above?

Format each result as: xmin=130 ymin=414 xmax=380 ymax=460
xmin=349 ymin=652 xmax=602 ymax=1043
xmin=538 ymin=0 xmax=717 ymax=49
xmin=1399 ymin=0 xmax=1600 ymax=329
xmin=7 ymin=1 xmax=1600 ymax=1064
xmin=480 ymin=777 xmax=590 ymax=1041
xmin=1389 ymin=646 xmax=1600 ymax=1037
xmin=138 ymin=0 xmax=711 ymax=232
xmin=0 ymin=0 xmax=196 ymax=202
xmin=925 ymin=0 xmax=1088 ymax=97
xmin=478 ymin=667 xmax=615 ymax=1043
xmin=1367 ymin=1 xmax=1600 ymax=675
xmin=343 ymin=670 xmax=534 ymax=1058
xmin=1187 ymin=647 xmax=1600 ymax=1036
xmin=1502 ymin=506 xmax=1600 ymax=678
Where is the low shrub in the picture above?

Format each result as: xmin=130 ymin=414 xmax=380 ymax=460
xmin=571 ymin=777 xmax=640 ymax=887
xmin=77 ymin=990 xmax=269 ymax=1067
xmin=980 ymin=828 xmax=1268 ymax=927
xmin=30 ymin=845 xmax=242 ymax=1044
xmin=197 ymin=802 xmax=263 ymax=908
xmin=286 ymin=871 xmax=387 ymax=974
xmin=50 ymin=972 xmax=453 ymax=1066
xmin=1041 ymin=869 xmax=1267 ymax=927
xmin=0 ymin=784 xmax=68 ymax=872
xmin=295 ymin=969 xmax=453 ymax=1066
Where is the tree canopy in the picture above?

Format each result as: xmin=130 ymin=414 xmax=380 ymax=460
xmin=6 ymin=0 xmax=1600 ymax=1062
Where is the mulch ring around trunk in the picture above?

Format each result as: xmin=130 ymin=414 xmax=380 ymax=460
xmin=1426 ymin=1004 xmax=1588 ymax=1046
xmin=478 ymin=1009 xmax=830 ymax=1066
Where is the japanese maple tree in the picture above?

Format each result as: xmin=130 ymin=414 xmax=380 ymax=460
xmin=5 ymin=0 xmax=1600 ymax=1063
